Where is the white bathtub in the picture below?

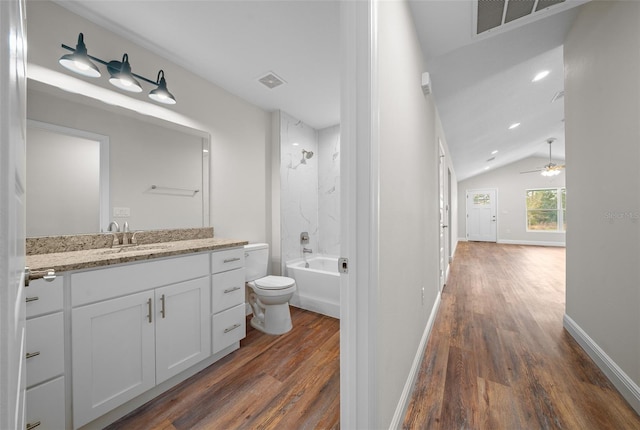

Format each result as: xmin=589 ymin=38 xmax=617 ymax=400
xmin=286 ymin=256 xmax=340 ymax=319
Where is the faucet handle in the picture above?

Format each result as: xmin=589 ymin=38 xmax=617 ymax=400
xmin=110 ymin=232 xmax=120 ymax=246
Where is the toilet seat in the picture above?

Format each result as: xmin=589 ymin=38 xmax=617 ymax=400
xmin=254 ymin=275 xmax=295 ymax=290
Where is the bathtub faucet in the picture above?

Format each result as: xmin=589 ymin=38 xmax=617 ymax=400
xmin=303 ymin=247 xmax=313 ymax=254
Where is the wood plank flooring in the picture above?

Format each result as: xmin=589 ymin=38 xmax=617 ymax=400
xmin=403 ymin=242 xmax=640 ymax=430
xmin=105 ymin=308 xmax=340 ymax=430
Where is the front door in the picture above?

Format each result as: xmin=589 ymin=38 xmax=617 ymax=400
xmin=466 ymin=189 xmax=497 ymax=242
xmin=0 ymin=0 xmax=28 ymax=429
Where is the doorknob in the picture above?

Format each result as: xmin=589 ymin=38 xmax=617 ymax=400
xmin=442 ymin=225 xmax=448 ymax=228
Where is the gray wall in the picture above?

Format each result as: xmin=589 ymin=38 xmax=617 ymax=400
xmin=376 ymin=1 xmax=457 ymax=426
xmin=458 ymin=156 xmax=566 ymax=245
xmin=565 ymin=0 xmax=640 ymax=402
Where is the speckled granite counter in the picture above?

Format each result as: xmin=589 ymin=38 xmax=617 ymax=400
xmin=26 ymin=228 xmax=248 ymax=279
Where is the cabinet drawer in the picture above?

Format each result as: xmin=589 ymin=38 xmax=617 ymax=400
xmin=26 ymin=276 xmax=63 ymax=318
xmin=72 ymin=253 xmax=209 ymax=306
xmin=212 ymin=304 xmax=246 ymax=354
xmin=26 ymin=376 xmax=65 ymax=430
xmin=211 ymin=247 xmax=244 ymax=274
xmin=26 ymin=313 xmax=64 ymax=388
xmin=212 ymin=269 xmax=245 ymax=314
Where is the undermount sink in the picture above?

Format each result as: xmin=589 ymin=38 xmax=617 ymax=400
xmin=97 ymin=244 xmax=172 ymax=255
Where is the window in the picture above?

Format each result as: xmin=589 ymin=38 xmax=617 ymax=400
xmin=473 ymin=193 xmax=491 ymax=205
xmin=526 ymin=188 xmax=566 ymax=232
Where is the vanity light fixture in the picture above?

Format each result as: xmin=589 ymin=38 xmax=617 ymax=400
xmin=58 ymin=33 xmax=101 ymax=78
xmin=59 ymin=33 xmax=177 ymax=104
xmin=107 ymin=54 xmax=142 ymax=93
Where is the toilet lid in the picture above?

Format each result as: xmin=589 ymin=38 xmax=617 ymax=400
xmin=255 ymin=275 xmax=295 ymax=290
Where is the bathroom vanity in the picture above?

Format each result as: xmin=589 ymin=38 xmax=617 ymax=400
xmin=24 ymin=228 xmax=247 ymax=430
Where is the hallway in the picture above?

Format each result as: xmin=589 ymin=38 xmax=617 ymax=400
xmin=403 ymin=242 xmax=640 ymax=429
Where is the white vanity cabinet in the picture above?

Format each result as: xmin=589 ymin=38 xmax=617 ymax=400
xmin=211 ymin=248 xmax=246 ymax=354
xmin=71 ymin=254 xmax=211 ymax=429
xmin=25 ymin=275 xmax=67 ymax=430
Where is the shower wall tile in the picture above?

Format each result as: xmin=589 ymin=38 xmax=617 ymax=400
xmin=280 ymin=112 xmax=319 ymax=270
xmin=318 ymin=125 xmax=341 ymax=256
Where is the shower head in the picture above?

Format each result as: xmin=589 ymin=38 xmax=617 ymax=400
xmin=300 ymin=149 xmax=314 ymax=164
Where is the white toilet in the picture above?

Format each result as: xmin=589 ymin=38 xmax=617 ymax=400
xmin=244 ymin=243 xmax=296 ymax=335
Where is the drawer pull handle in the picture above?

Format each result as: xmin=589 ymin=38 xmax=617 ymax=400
xmin=25 ymin=296 xmax=39 ymax=303
xmin=160 ymin=294 xmax=166 ymax=319
xmin=224 ymin=323 xmax=241 ymax=333
xmin=26 ymin=351 xmax=41 ymax=359
xmin=147 ymin=298 xmax=153 ymax=323
xmin=223 ymin=257 xmax=240 ymax=263
xmin=26 ymin=421 xmax=41 ymax=430
xmin=223 ymin=286 xmax=241 ymax=294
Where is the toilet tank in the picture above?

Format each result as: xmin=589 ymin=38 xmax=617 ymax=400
xmin=244 ymin=243 xmax=269 ymax=282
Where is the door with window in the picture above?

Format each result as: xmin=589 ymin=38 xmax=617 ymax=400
xmin=466 ymin=189 xmax=497 ymax=242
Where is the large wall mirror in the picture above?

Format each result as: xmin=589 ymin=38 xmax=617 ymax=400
xmin=27 ymin=81 xmax=210 ymax=237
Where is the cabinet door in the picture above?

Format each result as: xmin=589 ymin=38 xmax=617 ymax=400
xmin=72 ymin=291 xmax=155 ymax=428
xmin=155 ymin=277 xmax=211 ymax=384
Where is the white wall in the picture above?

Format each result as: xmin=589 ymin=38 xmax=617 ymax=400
xmin=26 ymin=126 xmax=100 ymax=236
xmin=27 ymin=1 xmax=271 ymax=243
xmin=564 ymin=0 xmax=640 ymax=409
xmin=458 ymin=156 xmax=566 ymax=245
xmin=376 ymin=1 xmax=454 ymax=426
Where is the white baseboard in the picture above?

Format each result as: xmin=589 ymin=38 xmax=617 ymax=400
xmin=389 ymin=291 xmax=442 ymax=429
xmin=498 ymin=239 xmax=565 ymax=247
xmin=563 ymin=314 xmax=640 ymax=414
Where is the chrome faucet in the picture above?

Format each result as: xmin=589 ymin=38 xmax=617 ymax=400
xmin=107 ymin=221 xmax=120 ymax=246
xmin=303 ymin=247 xmax=313 ymax=254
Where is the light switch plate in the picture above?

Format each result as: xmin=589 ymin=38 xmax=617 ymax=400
xmin=113 ymin=207 xmax=130 ymax=217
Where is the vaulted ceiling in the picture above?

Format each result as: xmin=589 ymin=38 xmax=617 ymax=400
xmin=52 ymin=0 xmax=589 ymax=180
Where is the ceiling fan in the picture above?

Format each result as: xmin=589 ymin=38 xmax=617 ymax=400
xmin=520 ymin=138 xmax=565 ymax=176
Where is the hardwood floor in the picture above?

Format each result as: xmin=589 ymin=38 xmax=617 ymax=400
xmin=403 ymin=242 xmax=640 ymax=430
xmin=105 ymin=308 xmax=340 ymax=430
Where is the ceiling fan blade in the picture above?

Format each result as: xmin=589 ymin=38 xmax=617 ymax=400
xmin=520 ymin=169 xmax=543 ymax=174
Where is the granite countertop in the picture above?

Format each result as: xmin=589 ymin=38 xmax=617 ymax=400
xmin=26 ymin=228 xmax=248 ymax=279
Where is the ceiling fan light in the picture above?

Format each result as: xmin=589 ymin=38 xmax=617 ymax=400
xmin=59 ymin=33 xmax=101 ymax=78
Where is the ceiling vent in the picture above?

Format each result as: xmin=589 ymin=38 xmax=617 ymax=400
xmin=258 ymin=72 xmax=286 ymax=89
xmin=476 ymin=0 xmax=566 ymax=35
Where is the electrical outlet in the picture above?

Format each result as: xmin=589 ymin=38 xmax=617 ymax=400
xmin=113 ymin=207 xmax=130 ymax=217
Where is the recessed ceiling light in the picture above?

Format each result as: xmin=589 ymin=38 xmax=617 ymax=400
xmin=484 ymin=166 xmax=490 ymax=170
xmin=509 ymin=122 xmax=520 ymax=130
xmin=491 ymin=150 xmax=499 ymax=155
xmin=533 ymin=70 xmax=550 ymax=82
xmin=292 ymin=142 xmax=299 ymax=146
